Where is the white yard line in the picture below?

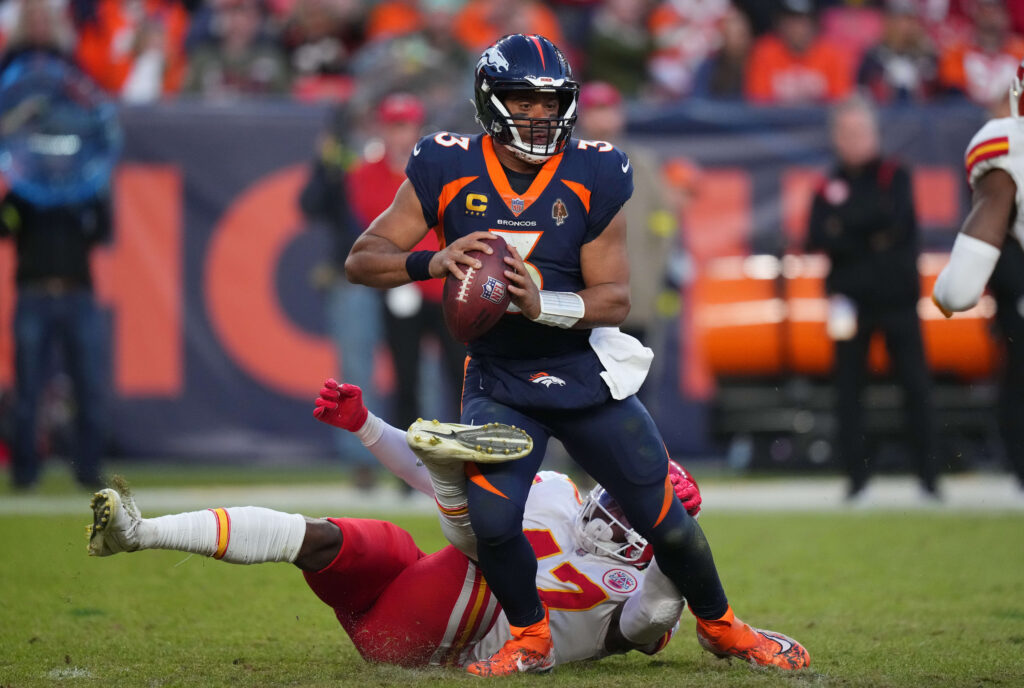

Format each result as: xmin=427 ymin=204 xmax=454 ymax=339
xmin=2 ymin=475 xmax=1022 ymax=516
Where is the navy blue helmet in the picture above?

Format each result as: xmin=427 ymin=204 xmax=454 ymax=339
xmin=473 ymin=34 xmax=579 ymax=164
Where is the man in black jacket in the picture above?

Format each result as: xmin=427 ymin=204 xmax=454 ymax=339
xmin=806 ymin=94 xmax=938 ymax=500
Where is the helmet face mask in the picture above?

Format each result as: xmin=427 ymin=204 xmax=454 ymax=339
xmin=474 ymin=34 xmax=579 ymax=164
xmin=573 ymin=485 xmax=652 ymax=566
xmin=1011 ymin=60 xmax=1024 ymax=118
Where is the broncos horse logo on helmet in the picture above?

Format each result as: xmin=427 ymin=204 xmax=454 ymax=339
xmin=473 ymin=34 xmax=579 ymax=164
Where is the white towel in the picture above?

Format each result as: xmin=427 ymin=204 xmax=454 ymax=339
xmin=589 ymin=327 xmax=654 ymax=400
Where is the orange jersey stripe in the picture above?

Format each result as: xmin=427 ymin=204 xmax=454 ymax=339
xmin=209 ymin=508 xmax=230 ymax=559
xmin=465 ymin=462 xmax=510 ymax=500
xmin=966 ymin=146 xmax=1010 ymax=180
xmin=560 ymin=179 xmax=591 ymax=213
xmin=482 ymin=135 xmax=564 ymax=216
xmin=437 ymin=176 xmax=478 ymax=229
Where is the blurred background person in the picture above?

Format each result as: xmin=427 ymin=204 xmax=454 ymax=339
xmin=74 ymin=0 xmax=191 ymax=103
xmin=857 ymin=0 xmax=940 ymax=103
xmin=805 ymin=94 xmax=938 ymax=501
xmin=348 ymin=0 xmax=474 ymax=131
xmin=278 ymin=0 xmax=365 ymax=101
xmin=298 ymin=106 xmax=382 ymax=490
xmin=452 ymin=0 xmax=565 ymax=54
xmin=647 ymin=0 xmax=731 ymax=100
xmin=583 ymin=0 xmax=655 ymax=99
xmin=938 ymin=0 xmax=1024 ymax=109
xmin=352 ymin=94 xmax=466 ymax=465
xmin=690 ymin=4 xmax=753 ymax=100
xmin=183 ymin=0 xmax=290 ymax=98
xmin=0 ymin=0 xmax=120 ymax=490
xmin=576 ymin=81 xmax=675 ymax=349
xmin=745 ymin=0 xmax=852 ymax=104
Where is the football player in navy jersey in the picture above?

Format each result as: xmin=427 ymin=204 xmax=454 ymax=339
xmin=346 ymin=33 xmax=809 ymax=676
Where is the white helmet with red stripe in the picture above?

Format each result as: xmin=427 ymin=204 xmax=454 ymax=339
xmin=1010 ymin=58 xmax=1024 ymax=118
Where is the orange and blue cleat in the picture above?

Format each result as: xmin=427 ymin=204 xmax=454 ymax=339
xmin=696 ymin=606 xmax=810 ymax=670
xmin=466 ymin=605 xmax=555 ymax=677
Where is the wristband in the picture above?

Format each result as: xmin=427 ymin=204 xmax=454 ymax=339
xmin=531 ymin=290 xmax=585 ymax=328
xmin=405 ymin=250 xmax=436 ymax=281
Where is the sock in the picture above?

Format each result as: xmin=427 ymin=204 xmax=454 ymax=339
xmin=143 ymin=507 xmax=306 ymax=564
xmin=357 ymin=412 xmax=434 ymax=496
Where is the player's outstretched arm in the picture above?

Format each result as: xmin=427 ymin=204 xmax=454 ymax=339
xmin=313 ymin=379 xmax=434 ymax=496
xmin=345 ymin=180 xmax=498 ymax=286
xmin=933 ymin=169 xmax=1015 ymax=316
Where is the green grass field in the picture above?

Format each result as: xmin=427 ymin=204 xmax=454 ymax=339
xmin=3 ymin=479 xmax=1023 ymax=688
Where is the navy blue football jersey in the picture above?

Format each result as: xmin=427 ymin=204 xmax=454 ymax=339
xmin=406 ymin=132 xmax=633 ymax=363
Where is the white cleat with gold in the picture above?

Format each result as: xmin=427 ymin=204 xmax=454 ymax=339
xmin=87 ymin=487 xmax=142 ymax=557
xmin=406 ymin=419 xmax=533 ymax=464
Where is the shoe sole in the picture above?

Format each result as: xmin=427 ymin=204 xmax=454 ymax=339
xmin=407 ymin=419 xmax=533 ymax=464
xmin=87 ymin=488 xmax=119 ymax=557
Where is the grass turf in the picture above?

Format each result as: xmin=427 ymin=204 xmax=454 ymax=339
xmin=2 ymin=506 xmax=1022 ymax=687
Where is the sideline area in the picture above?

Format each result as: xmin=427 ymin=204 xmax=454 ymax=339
xmin=3 ymin=474 xmax=1021 ymax=516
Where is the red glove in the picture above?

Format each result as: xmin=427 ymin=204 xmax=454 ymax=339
xmin=313 ymin=378 xmax=369 ymax=431
xmin=668 ymin=459 xmax=702 ymax=518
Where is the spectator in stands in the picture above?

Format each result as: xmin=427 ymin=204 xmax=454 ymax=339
xmin=805 ymin=94 xmax=938 ymax=502
xmin=349 ymin=0 xmax=473 ymax=131
xmin=365 ymin=0 xmax=423 ymax=42
xmin=298 ymin=106 xmax=382 ymax=490
xmin=938 ymin=0 xmax=1024 ymax=108
xmin=745 ymin=0 xmax=853 ymax=104
xmin=184 ymin=0 xmax=290 ymax=98
xmin=857 ymin=0 xmax=939 ymax=103
xmin=576 ymin=81 xmax=675 ymax=347
xmin=648 ymin=0 xmax=731 ymax=99
xmin=452 ymin=0 xmax=565 ymax=54
xmin=350 ymin=94 xmax=466 ymax=472
xmin=691 ymin=5 xmax=753 ymax=99
xmin=1 ymin=6 xmax=116 ymax=489
xmin=75 ymin=0 xmax=190 ymax=102
xmin=584 ymin=0 xmax=655 ymax=98
xmin=279 ymin=0 xmax=365 ymax=101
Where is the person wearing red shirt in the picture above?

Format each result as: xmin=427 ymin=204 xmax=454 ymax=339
xmin=745 ymin=0 xmax=852 ymax=104
xmin=938 ymin=0 xmax=1024 ymax=108
xmin=348 ymin=94 xmax=466 ymax=443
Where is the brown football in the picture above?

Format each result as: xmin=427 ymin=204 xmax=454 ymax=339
xmin=442 ymin=238 xmax=512 ymax=342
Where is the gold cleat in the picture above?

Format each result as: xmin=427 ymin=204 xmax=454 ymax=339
xmin=406 ymin=420 xmax=533 ymax=465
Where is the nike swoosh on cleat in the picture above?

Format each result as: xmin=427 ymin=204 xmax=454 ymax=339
xmin=760 ymin=631 xmax=793 ymax=654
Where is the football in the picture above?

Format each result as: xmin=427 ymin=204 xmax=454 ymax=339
xmin=443 ymin=238 xmax=512 ymax=341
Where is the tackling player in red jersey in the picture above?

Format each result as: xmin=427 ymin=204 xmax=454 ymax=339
xmin=88 ymin=381 xmax=715 ymax=669
xmin=344 ymin=33 xmax=810 ymax=675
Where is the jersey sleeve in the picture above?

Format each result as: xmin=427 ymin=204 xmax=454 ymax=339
xmin=405 ymin=133 xmax=451 ymax=228
xmin=584 ymin=146 xmax=634 ymax=243
xmin=965 ymin=118 xmax=1017 ymax=190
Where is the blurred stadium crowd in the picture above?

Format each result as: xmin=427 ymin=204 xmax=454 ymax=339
xmin=1 ymin=0 xmax=1023 ymax=115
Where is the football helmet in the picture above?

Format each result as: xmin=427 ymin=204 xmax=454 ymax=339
xmin=1011 ymin=58 xmax=1024 ymax=118
xmin=473 ymin=33 xmax=579 ymax=164
xmin=573 ymin=460 xmax=698 ymax=567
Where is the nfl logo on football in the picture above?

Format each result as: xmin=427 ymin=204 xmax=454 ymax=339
xmin=480 ymin=276 xmax=506 ymax=304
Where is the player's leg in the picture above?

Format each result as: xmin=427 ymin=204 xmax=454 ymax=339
xmin=458 ymin=395 xmax=555 ymax=675
xmin=87 ymin=484 xmax=306 ymax=564
xmin=555 ymin=396 xmax=810 ymax=670
xmin=881 ymin=308 xmax=938 ymax=495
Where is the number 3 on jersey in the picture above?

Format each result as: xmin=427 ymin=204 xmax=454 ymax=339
xmin=491 ymin=230 xmax=544 ymax=312
xmin=525 ymin=529 xmax=609 ymax=612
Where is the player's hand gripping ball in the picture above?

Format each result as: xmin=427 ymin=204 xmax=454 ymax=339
xmin=443 ymin=238 xmax=512 ymax=341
